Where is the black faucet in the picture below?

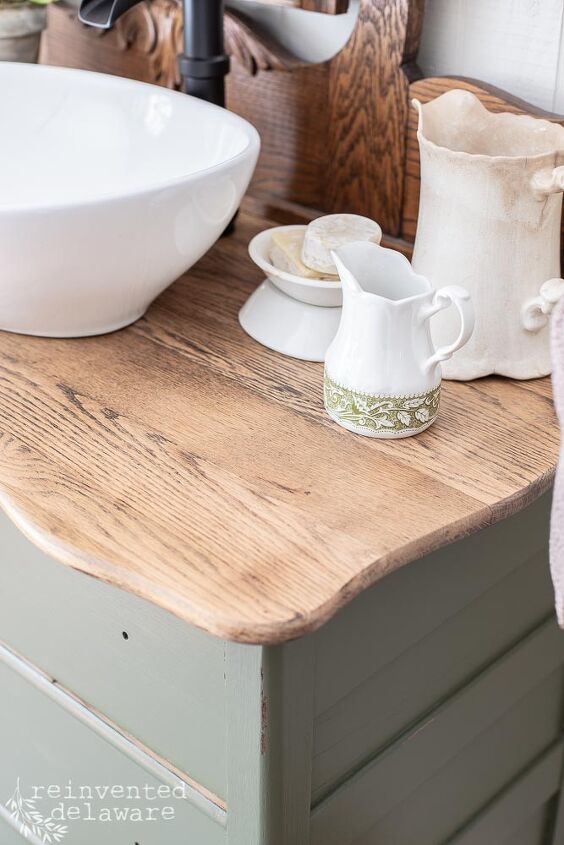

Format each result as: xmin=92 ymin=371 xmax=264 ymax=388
xmin=78 ymin=0 xmax=229 ymax=107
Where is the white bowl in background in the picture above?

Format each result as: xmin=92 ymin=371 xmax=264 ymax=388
xmin=248 ymin=226 xmax=342 ymax=307
xmin=242 ymin=224 xmax=343 ymax=361
xmin=0 ymin=63 xmax=260 ymax=337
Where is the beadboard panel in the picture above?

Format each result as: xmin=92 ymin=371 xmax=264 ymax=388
xmin=346 ymin=676 xmax=564 ymax=845
xmin=449 ymin=752 xmax=560 ymax=845
xmin=0 ymin=654 xmax=226 ymax=845
xmin=0 ymin=509 xmax=227 ymax=799
xmin=310 ymin=617 xmax=564 ymax=845
xmin=312 ymin=544 xmax=553 ymax=800
xmin=313 ymin=493 xmax=551 ymax=717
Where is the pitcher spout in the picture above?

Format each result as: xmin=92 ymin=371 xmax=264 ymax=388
xmin=332 ymin=241 xmax=430 ymax=303
xmin=331 ymin=250 xmax=363 ymax=295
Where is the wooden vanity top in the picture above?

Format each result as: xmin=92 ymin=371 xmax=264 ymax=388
xmin=0 ymin=204 xmax=559 ymax=644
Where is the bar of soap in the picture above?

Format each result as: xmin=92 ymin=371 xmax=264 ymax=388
xmin=302 ymin=214 xmax=382 ymax=275
xmin=270 ymin=229 xmax=338 ymax=280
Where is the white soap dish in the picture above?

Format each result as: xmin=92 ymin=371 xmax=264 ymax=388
xmin=239 ymin=225 xmax=342 ymax=361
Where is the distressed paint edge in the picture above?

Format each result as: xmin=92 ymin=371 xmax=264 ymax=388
xmin=225 ymin=643 xmax=267 ymax=845
xmin=0 ymin=640 xmax=227 ymax=826
xmin=225 ymin=639 xmax=315 ymax=845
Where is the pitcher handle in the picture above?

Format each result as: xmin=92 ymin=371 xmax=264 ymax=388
xmin=531 ymin=166 xmax=564 ymax=200
xmin=420 ymin=286 xmax=475 ymax=373
xmin=522 ymin=278 xmax=564 ymax=332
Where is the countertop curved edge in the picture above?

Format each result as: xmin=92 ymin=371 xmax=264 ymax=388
xmin=0 ymin=466 xmax=555 ymax=645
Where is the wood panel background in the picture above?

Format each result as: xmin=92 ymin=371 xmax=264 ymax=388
xmin=42 ymin=0 xmax=564 ymax=256
xmin=252 ymin=0 xmax=349 ymax=12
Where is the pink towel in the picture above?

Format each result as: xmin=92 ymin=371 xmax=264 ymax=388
xmin=551 ymin=297 xmax=564 ymax=626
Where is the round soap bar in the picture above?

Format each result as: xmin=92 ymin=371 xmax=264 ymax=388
xmin=301 ymin=214 xmax=382 ymax=275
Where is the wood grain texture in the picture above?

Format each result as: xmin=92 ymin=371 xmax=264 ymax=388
xmin=325 ymin=0 xmax=413 ymax=233
xmin=224 ymin=8 xmax=304 ymax=76
xmin=233 ymin=0 xmax=349 ymax=12
xmin=300 ymin=0 xmax=349 ymax=12
xmin=0 ymin=204 xmax=558 ymax=644
xmin=401 ymin=76 xmax=564 ymax=261
xmin=43 ymin=0 xmax=183 ymax=86
xmin=43 ymin=2 xmax=302 ymax=86
xmin=403 ymin=0 xmax=425 ymax=74
xmin=227 ymin=60 xmax=330 ymax=206
xmin=227 ymin=0 xmax=423 ymax=234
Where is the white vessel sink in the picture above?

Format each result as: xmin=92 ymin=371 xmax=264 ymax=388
xmin=0 ymin=63 xmax=260 ymax=337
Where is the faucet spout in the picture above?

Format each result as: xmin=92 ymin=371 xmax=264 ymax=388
xmin=78 ymin=0 xmax=138 ymax=29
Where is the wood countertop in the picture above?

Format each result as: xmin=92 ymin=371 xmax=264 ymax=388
xmin=0 ymin=204 xmax=559 ymax=644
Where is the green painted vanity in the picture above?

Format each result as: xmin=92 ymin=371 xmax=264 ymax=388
xmin=0 ymin=207 xmax=562 ymax=845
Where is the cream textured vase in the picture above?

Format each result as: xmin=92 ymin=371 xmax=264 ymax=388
xmin=412 ymin=89 xmax=564 ymax=380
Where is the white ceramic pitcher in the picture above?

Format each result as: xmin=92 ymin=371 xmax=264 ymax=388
xmin=324 ymin=242 xmax=474 ymax=438
xmin=412 ymin=89 xmax=564 ymax=380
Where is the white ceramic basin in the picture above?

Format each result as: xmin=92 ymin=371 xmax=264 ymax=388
xmin=0 ymin=63 xmax=260 ymax=337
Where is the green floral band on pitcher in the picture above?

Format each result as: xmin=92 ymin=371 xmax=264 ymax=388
xmin=324 ymin=371 xmax=441 ymax=435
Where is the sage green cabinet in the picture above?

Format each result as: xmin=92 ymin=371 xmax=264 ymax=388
xmin=0 ymin=509 xmax=227 ymax=799
xmin=1 ymin=493 xmax=563 ymax=844
xmin=0 ymin=653 xmax=226 ymax=845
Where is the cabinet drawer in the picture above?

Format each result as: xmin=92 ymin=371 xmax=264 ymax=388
xmin=0 ymin=509 xmax=227 ymax=799
xmin=0 ymin=645 xmax=226 ymax=845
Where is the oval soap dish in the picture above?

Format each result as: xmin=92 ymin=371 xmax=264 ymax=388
xmin=239 ymin=225 xmax=342 ymax=362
